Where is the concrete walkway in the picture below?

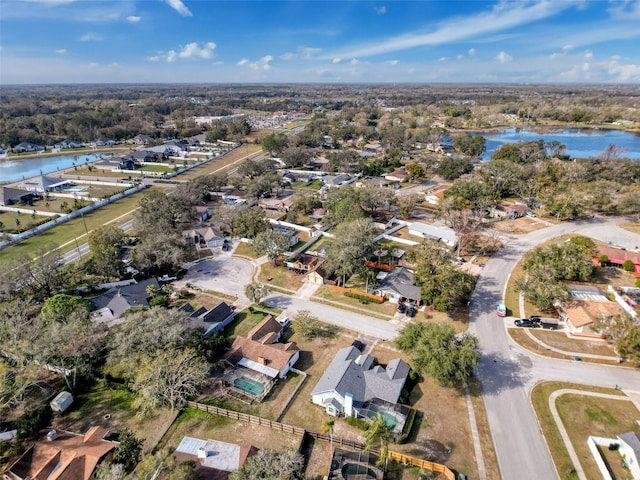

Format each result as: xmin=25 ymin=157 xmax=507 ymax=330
xmin=547 ymin=389 xmax=634 ymax=480
xmin=464 ymin=383 xmax=487 ymax=480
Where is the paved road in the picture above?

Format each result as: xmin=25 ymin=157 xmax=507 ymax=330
xmin=469 ymin=217 xmax=640 ymax=479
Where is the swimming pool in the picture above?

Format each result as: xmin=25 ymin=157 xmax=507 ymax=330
xmin=342 ymin=463 xmax=377 ymax=479
xmin=233 ymin=376 xmax=265 ymax=395
xmin=365 ymin=405 xmax=399 ymax=428
xmin=64 ymin=186 xmax=87 ymax=191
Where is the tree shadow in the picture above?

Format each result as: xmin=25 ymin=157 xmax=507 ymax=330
xmin=474 ymin=351 xmax=529 ymax=396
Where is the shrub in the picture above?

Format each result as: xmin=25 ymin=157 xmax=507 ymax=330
xmin=16 ymin=406 xmax=51 ymax=438
xmin=623 ymin=260 xmax=635 ymax=272
xmin=636 ymin=278 xmax=640 ymax=288
xmin=397 ymin=407 xmax=417 ymax=444
xmin=344 ymin=291 xmax=383 ymax=304
xmin=598 ymin=255 xmax=609 ymax=264
xmin=346 ymin=416 xmax=369 ymax=431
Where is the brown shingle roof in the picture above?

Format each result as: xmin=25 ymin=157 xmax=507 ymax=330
xmin=563 ymin=299 xmax=624 ymax=328
xmin=7 ymin=427 xmax=116 ymax=480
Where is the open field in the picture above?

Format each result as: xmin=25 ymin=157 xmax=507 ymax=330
xmin=529 ymin=329 xmax=617 ymax=357
xmin=52 ymin=381 xmax=177 ymax=454
xmin=232 ymin=241 xmax=260 ymax=259
xmin=0 ymin=210 xmax=52 ymax=234
xmin=258 ymin=262 xmax=305 ymax=291
xmin=619 ymin=221 xmax=640 ymax=234
xmin=491 ymin=216 xmax=547 ymax=235
xmin=315 ymin=285 xmax=398 ymax=318
xmin=531 ymin=382 xmax=632 ymax=480
xmin=0 ymin=189 xmax=145 ymax=264
xmin=179 ymin=144 xmax=262 ymax=180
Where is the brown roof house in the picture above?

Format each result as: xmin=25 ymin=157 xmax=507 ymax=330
xmin=384 ymin=169 xmax=409 ymax=183
xmin=224 ymin=315 xmax=299 ymax=379
xmin=490 ymin=201 xmax=529 ymax=219
xmin=556 ymin=285 xmax=625 ymax=338
xmin=4 ymin=427 xmax=117 ymax=480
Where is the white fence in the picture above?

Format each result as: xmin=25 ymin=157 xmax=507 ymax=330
xmin=586 ymin=436 xmax=615 ymax=480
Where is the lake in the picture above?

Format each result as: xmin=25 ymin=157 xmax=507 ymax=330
xmin=0 ymin=153 xmax=111 ymax=184
xmin=478 ymin=128 xmax=640 ymax=160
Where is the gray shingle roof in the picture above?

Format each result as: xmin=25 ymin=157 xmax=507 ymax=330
xmin=377 ymin=267 xmax=421 ymax=302
xmin=619 ymin=432 xmax=640 ymax=461
xmin=90 ymin=278 xmax=159 ymax=318
xmin=311 ymin=346 xmax=409 ymax=405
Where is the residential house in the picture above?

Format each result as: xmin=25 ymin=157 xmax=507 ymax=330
xmin=408 ymin=222 xmax=458 ymax=247
xmin=286 ymin=253 xmax=325 ymax=274
xmin=355 ymin=177 xmax=390 ymax=189
xmin=20 ymin=175 xmax=71 ymax=193
xmin=12 ymin=142 xmax=44 ymax=153
xmin=182 ymin=301 xmax=235 ymax=336
xmin=597 ymin=246 xmax=640 ymax=273
xmin=128 ymin=134 xmax=153 ymax=145
xmin=195 ymin=206 xmax=211 ymax=223
xmin=311 ymin=346 xmax=410 ymax=417
xmin=4 ymin=426 xmax=117 ymax=480
xmin=322 ymin=173 xmax=355 ymax=188
xmin=307 ymin=266 xmax=339 ymax=285
xmin=490 ymin=201 xmax=529 ymax=219
xmin=174 ymin=436 xmax=258 ymax=480
xmin=556 ymin=285 xmax=625 ymax=338
xmin=224 ymin=315 xmax=299 ymax=379
xmin=424 ymin=187 xmax=448 ymax=206
xmin=54 ymin=139 xmax=84 ymax=149
xmin=374 ymin=267 xmax=421 ymax=304
xmin=89 ymin=278 xmax=160 ymax=324
xmin=259 ymin=195 xmax=294 ymax=213
xmin=384 ymin=169 xmax=409 ymax=183
xmin=362 ymin=142 xmax=383 ymax=155
xmin=272 ymin=226 xmax=299 ymax=248
xmin=94 ymin=137 xmax=116 ymax=147
xmin=184 ymin=227 xmax=225 ymax=249
xmin=618 ymin=432 xmax=640 ymax=480
xmin=0 ymin=187 xmax=37 ymax=206
xmin=96 ymin=155 xmax=141 ymax=171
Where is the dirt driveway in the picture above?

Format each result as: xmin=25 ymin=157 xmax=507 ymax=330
xmin=176 ymin=256 xmax=254 ymax=299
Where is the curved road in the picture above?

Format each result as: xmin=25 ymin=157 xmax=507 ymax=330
xmin=469 ymin=217 xmax=640 ymax=479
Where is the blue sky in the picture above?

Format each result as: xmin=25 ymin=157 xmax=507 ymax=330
xmin=1 ymin=0 xmax=640 ymax=84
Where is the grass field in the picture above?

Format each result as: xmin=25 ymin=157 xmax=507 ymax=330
xmin=179 ymin=144 xmax=262 ymax=180
xmin=0 ymin=189 xmax=145 ymax=264
xmin=531 ymin=382 xmax=633 ymax=480
xmin=0 ymin=210 xmax=52 ymax=234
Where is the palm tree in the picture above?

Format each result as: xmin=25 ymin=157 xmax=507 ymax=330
xmin=146 ymin=284 xmax=158 ymax=297
xmin=364 ymin=413 xmax=395 ymax=468
xmin=321 ymin=418 xmax=335 ymax=454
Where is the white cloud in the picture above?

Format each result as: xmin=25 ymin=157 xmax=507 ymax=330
xmin=456 ymin=54 xmax=463 ymax=59
xmin=562 ymin=44 xmax=573 ymax=51
xmin=468 ymin=48 xmax=476 ymax=55
xmin=280 ymin=52 xmax=297 ymax=61
xmin=584 ymin=50 xmax=593 ymax=58
xmin=80 ymin=32 xmax=103 ymax=41
xmin=179 ymin=41 xmax=216 ymax=59
xmin=87 ymin=61 xmax=121 ymax=72
xmin=496 ymin=51 xmax=512 ymax=63
xmin=55 ymin=48 xmax=67 ymax=54
xmin=22 ymin=0 xmax=77 ymax=4
xmin=332 ymin=58 xmax=341 ymax=64
xmin=388 ymin=60 xmax=398 ymax=65
xmin=165 ymin=0 xmax=192 ymax=17
xmin=149 ymin=41 xmax=216 ymax=62
xmin=350 ymin=59 xmax=359 ymax=65
xmin=608 ymin=0 xmax=640 ymax=19
xmin=300 ymin=47 xmax=321 ymax=59
xmin=438 ymin=56 xmax=447 ymax=62
xmin=126 ymin=15 xmax=141 ymax=23
xmin=325 ymin=0 xmax=582 ymax=59
xmin=549 ymin=52 xmax=560 ymax=60
xmin=237 ymin=55 xmax=274 ymax=70
xmin=375 ymin=5 xmax=387 ymax=15
xmin=607 ymin=58 xmax=640 ymax=81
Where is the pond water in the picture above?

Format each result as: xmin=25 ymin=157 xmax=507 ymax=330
xmin=478 ymin=128 xmax=640 ymax=160
xmin=0 ymin=153 xmax=111 ymax=184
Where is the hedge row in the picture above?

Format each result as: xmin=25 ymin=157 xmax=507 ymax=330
xmin=344 ymin=291 xmax=383 ymax=304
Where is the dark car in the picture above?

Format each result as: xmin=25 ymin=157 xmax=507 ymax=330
xmin=352 ymin=340 xmax=365 ymax=351
xmin=397 ymin=302 xmax=407 ymax=313
xmin=514 ymin=319 xmax=537 ymax=328
xmin=529 ymin=315 xmax=542 ymax=324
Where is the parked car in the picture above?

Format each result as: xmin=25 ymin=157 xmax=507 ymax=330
xmin=352 ymin=340 xmax=365 ymax=351
xmin=526 ymin=211 xmax=536 ymax=218
xmin=529 ymin=315 xmax=542 ymax=324
xmin=540 ymin=318 xmax=559 ymax=330
xmin=514 ymin=319 xmax=537 ymax=328
xmin=496 ymin=303 xmax=507 ymax=317
xmin=397 ymin=302 xmax=406 ymax=313
xmin=278 ymin=317 xmax=291 ymax=329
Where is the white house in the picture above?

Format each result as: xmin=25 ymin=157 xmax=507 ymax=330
xmin=408 ymin=222 xmax=458 ymax=247
xmin=311 ymin=346 xmax=409 ymax=417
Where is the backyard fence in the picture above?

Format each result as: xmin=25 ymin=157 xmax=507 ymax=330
xmin=185 ymin=400 xmax=456 ymax=479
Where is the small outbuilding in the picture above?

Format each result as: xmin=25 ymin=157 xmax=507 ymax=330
xmin=50 ymin=391 xmax=74 ymax=413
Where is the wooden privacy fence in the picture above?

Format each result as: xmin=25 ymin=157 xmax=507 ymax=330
xmin=388 ymin=451 xmax=456 ymax=480
xmin=185 ymin=401 xmax=456 ymax=479
xmin=185 ymin=401 xmax=305 ymax=435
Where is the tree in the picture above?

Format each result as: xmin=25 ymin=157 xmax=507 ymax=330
xmin=396 ymin=321 xmax=479 ymax=387
xmin=247 ymin=172 xmax=281 ymax=200
xmin=229 ymin=448 xmax=304 ymax=480
xmin=281 ymin=146 xmax=312 ymax=168
xmin=358 ymin=187 xmax=396 ymax=215
xmin=294 ymin=310 xmax=336 ymax=339
xmin=324 ymin=218 xmax=376 ymax=286
xmin=112 ymin=429 xmax=143 ymax=471
xmin=592 ymin=314 xmax=640 ymax=364
xmin=405 ymin=163 xmax=426 ymax=182
xmin=443 ymin=179 xmax=493 ymax=209
xmin=18 ymin=244 xmax=65 ymax=299
xmin=623 ymin=260 xmax=635 ymax=272
xmin=136 ymin=449 xmax=197 ymax=480
xmin=40 ymin=294 xmax=90 ymax=324
xmin=132 ymin=348 xmax=207 ymax=410
xmin=321 ymin=418 xmax=335 ymax=453
xmin=132 ymin=231 xmax=192 ymax=273
xmin=364 ymin=413 xmax=396 ymax=467
xmin=95 ymin=462 xmax=126 ymax=480
xmin=436 ymin=157 xmax=474 ymax=181
xmin=245 ymin=282 xmax=269 ymax=304
xmin=442 ymin=208 xmax=483 ymax=257
xmin=88 ymin=225 xmax=125 ymax=278
xmin=230 ymin=206 xmax=269 ymax=239
xmin=262 ymin=133 xmax=289 ymax=156
xmin=252 ymin=230 xmax=291 ymax=265
xmin=452 ymin=133 xmax=486 ymax=157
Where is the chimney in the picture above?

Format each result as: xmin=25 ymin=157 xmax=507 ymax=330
xmin=258 ymin=356 xmax=267 ymax=365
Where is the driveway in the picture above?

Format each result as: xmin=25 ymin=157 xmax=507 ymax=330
xmin=176 ymin=256 xmax=254 ymax=299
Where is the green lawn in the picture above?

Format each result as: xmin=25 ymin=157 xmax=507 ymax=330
xmin=0 ymin=189 xmax=145 ymax=264
xmin=223 ymin=308 xmax=269 ymax=340
xmin=0 ymin=210 xmax=52 ymax=234
xmin=139 ymin=165 xmax=171 ymax=173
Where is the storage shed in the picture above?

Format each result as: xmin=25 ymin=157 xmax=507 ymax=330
xmin=50 ymin=391 xmax=74 ymax=413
